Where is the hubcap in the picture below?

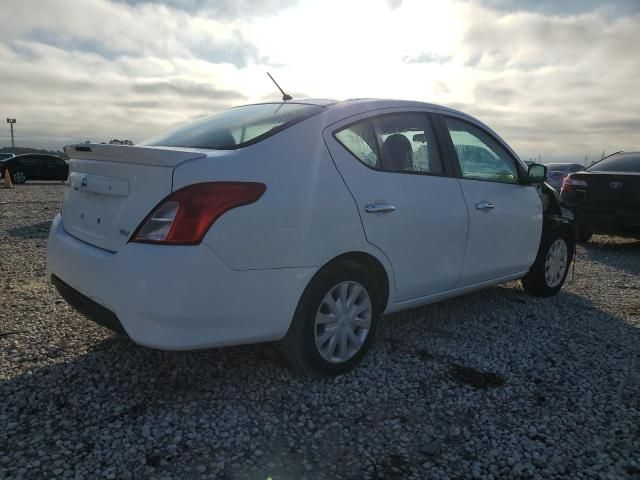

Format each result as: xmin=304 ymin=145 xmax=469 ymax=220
xmin=544 ymin=238 xmax=568 ymax=288
xmin=14 ymin=172 xmax=26 ymax=183
xmin=314 ymin=281 xmax=372 ymax=364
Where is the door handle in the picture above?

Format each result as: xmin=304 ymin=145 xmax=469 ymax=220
xmin=365 ymin=204 xmax=396 ymax=213
xmin=475 ymin=201 xmax=495 ymax=210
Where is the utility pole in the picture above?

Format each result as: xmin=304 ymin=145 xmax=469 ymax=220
xmin=6 ymin=118 xmax=16 ymax=148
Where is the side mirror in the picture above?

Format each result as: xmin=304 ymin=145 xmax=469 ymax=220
xmin=527 ymin=163 xmax=547 ymax=184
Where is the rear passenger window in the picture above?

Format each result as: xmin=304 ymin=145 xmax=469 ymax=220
xmin=334 ymin=122 xmax=380 ymax=168
xmin=372 ymin=114 xmax=442 ymax=174
xmin=334 ymin=113 xmax=443 ymax=175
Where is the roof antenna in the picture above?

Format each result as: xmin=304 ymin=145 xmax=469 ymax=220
xmin=267 ymin=72 xmax=292 ymax=101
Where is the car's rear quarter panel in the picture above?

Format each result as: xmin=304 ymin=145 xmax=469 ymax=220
xmin=173 ymin=115 xmax=383 ymax=273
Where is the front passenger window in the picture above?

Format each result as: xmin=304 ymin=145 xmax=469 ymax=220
xmin=444 ymin=117 xmax=520 ymax=184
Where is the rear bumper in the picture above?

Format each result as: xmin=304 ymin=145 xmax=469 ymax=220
xmin=52 ymin=275 xmax=126 ymax=335
xmin=561 ymin=201 xmax=640 ymax=237
xmin=46 ymin=214 xmax=316 ymax=350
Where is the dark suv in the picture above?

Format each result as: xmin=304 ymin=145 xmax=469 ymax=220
xmin=0 ymin=154 xmax=69 ymax=184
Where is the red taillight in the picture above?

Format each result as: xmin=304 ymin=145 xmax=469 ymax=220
xmin=131 ymin=182 xmax=266 ymax=245
xmin=561 ymin=175 xmax=588 ymax=193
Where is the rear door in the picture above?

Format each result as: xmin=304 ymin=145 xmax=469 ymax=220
xmin=324 ymin=110 xmax=469 ymax=302
xmin=437 ymin=114 xmax=542 ymax=286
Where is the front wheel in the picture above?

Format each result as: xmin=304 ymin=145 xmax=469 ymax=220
xmin=521 ymin=228 xmax=574 ymax=297
xmin=279 ymin=260 xmax=381 ymax=377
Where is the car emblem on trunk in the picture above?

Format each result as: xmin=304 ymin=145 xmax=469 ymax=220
xmin=81 ymin=177 xmax=88 ymax=188
xmin=609 ymin=181 xmax=622 ymax=189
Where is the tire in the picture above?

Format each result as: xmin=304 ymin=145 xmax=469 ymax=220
xmin=576 ymin=229 xmax=593 ymax=243
xmin=279 ymin=259 xmax=382 ymax=377
xmin=12 ymin=170 xmax=27 ymax=184
xmin=521 ymin=227 xmax=575 ymax=297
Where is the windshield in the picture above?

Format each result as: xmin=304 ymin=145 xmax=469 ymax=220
xmin=587 ymin=153 xmax=640 ymax=173
xmin=139 ymin=103 xmax=325 ymax=150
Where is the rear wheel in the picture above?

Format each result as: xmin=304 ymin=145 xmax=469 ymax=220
xmin=279 ymin=260 xmax=381 ymax=377
xmin=521 ymin=228 xmax=574 ymax=297
xmin=12 ymin=170 xmax=27 ymax=184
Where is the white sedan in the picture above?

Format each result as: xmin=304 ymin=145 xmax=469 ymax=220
xmin=47 ymin=99 xmax=575 ymax=376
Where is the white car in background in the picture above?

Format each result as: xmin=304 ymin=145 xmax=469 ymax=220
xmin=47 ymin=99 xmax=575 ymax=376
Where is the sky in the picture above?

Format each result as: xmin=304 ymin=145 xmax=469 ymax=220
xmin=1 ymin=0 xmax=639 ymax=163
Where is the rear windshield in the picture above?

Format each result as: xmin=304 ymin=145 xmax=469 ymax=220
xmin=139 ymin=103 xmax=325 ymax=150
xmin=587 ymin=153 xmax=640 ymax=173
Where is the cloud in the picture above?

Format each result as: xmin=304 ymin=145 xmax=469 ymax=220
xmin=475 ymin=0 xmax=640 ymax=17
xmin=0 ymin=0 xmax=262 ymax=147
xmin=448 ymin=5 xmax=640 ymax=160
xmin=0 ymin=0 xmax=638 ymax=161
xmin=113 ymin=0 xmax=299 ymax=19
xmin=403 ymin=53 xmax=453 ymax=64
xmin=1 ymin=0 xmax=260 ymax=67
xmin=0 ymin=39 xmax=246 ymax=146
xmin=131 ymin=79 xmax=244 ymax=100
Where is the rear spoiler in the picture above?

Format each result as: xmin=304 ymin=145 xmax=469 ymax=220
xmin=63 ymin=144 xmax=207 ymax=168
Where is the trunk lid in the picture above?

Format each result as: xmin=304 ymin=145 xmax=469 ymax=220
xmin=61 ymin=144 xmax=207 ymax=252
xmin=568 ymin=171 xmax=640 ymax=207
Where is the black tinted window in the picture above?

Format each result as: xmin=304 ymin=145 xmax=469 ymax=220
xmin=588 ymin=153 xmax=640 ymax=173
xmin=140 ymin=103 xmax=324 ymax=149
xmin=19 ymin=157 xmax=43 ymax=166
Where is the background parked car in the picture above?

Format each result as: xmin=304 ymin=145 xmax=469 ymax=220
xmin=561 ymin=151 xmax=640 ymax=241
xmin=545 ymin=163 xmax=584 ymax=191
xmin=0 ymin=154 xmax=69 ymax=184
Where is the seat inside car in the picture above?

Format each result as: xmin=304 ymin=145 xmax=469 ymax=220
xmin=382 ymin=134 xmax=413 ymax=171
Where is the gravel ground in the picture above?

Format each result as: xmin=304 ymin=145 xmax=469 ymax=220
xmin=1 ymin=183 xmax=639 ymax=480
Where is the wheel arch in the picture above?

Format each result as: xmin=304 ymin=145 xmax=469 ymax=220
xmin=542 ymin=216 xmax=576 ymax=246
xmin=311 ymin=251 xmax=392 ymax=314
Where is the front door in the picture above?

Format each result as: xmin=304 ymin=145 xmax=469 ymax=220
xmin=323 ymin=111 xmax=469 ymax=302
xmin=438 ymin=114 xmax=542 ymax=286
